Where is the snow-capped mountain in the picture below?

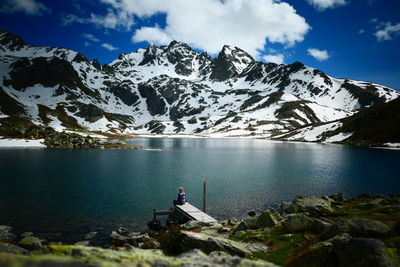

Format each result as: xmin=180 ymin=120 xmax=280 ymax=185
xmin=0 ymin=29 xmax=398 ymax=138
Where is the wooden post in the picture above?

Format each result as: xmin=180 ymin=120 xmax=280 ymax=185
xmin=202 ymin=176 xmax=206 ymax=212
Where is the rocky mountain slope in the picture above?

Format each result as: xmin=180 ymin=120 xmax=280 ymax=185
xmin=0 ymin=29 xmax=398 ymax=139
xmin=275 ymin=97 xmax=400 ymax=146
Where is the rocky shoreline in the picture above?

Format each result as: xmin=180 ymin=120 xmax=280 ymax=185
xmin=1 ymin=193 xmax=399 ymax=266
xmin=0 ymin=116 xmax=143 ymax=149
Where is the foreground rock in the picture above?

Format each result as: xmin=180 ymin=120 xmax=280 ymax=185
xmin=0 ymin=243 xmax=28 ymax=255
xmin=324 ymin=218 xmax=393 ymax=238
xmin=18 ymin=236 xmax=43 ymax=251
xmin=180 ymin=230 xmax=251 ymax=257
xmin=0 ymin=244 xmax=274 ymax=267
xmin=290 ymin=233 xmax=398 ymax=267
xmin=0 ymin=226 xmax=16 ymax=243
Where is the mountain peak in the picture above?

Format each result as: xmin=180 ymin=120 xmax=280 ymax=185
xmin=209 ymin=44 xmax=255 ymax=81
xmin=0 ymin=29 xmax=26 ymax=50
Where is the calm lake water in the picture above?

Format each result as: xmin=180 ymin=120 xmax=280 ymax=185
xmin=1 ymin=138 xmax=399 ymax=244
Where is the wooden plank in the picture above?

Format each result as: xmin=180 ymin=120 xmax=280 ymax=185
xmin=175 ymin=202 xmax=218 ymax=223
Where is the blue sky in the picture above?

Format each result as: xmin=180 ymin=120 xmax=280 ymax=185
xmin=1 ymin=0 xmax=399 ymax=89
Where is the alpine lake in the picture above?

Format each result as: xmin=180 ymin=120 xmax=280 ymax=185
xmin=1 ymin=137 xmax=399 ymax=246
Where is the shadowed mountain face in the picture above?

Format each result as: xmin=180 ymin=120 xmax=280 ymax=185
xmin=0 ymin=29 xmax=398 ymax=138
xmin=275 ymin=97 xmax=400 ymax=146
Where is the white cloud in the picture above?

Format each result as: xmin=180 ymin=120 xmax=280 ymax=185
xmin=67 ymin=0 xmax=310 ymax=58
xmin=358 ymin=29 xmax=365 ymax=34
xmin=306 ymin=0 xmax=346 ymax=11
xmin=0 ymin=0 xmax=50 ymax=15
xmin=62 ymin=9 xmax=134 ymax=31
xmin=263 ymin=54 xmax=284 ymax=64
xmin=101 ymin=43 xmax=118 ymax=51
xmin=307 ymin=48 xmax=330 ymax=61
xmin=374 ymin=22 xmax=400 ymax=42
xmin=82 ymin=33 xmax=100 ymax=42
xmin=84 ymin=41 xmax=91 ymax=47
xmin=133 ymin=26 xmax=173 ymax=45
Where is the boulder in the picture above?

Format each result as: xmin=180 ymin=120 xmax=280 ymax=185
xmin=75 ymin=241 xmax=90 ymax=246
xmin=256 ymin=210 xmax=279 ymax=228
xmin=182 ymin=220 xmax=214 ymax=230
xmin=0 ymin=242 xmax=28 ymax=254
xmin=217 ymin=227 xmax=230 ymax=233
xmin=110 ymin=231 xmax=131 ymax=246
xmin=328 ymin=193 xmax=345 ymax=202
xmin=293 ymin=195 xmax=334 ymax=215
xmin=117 ymin=227 xmax=129 ymax=235
xmin=328 ymin=233 xmax=352 ymax=248
xmin=270 ymin=209 xmax=284 ymax=221
xmin=244 ymin=216 xmax=260 ymax=230
xmin=284 ymin=214 xmax=312 ymax=232
xmin=325 ymin=218 xmax=392 ymax=238
xmin=234 ymin=221 xmax=249 ymax=232
xmin=289 ymin=241 xmax=336 ymax=267
xmin=178 ymin=249 xmax=278 ymax=267
xmin=180 ymin=230 xmax=251 ymax=257
xmin=0 ymin=225 xmax=12 ymax=232
xmin=18 ymin=236 xmax=43 ymax=251
xmin=334 ymin=237 xmax=397 ymax=267
xmin=247 ymin=211 xmax=256 ymax=217
xmin=278 ymin=201 xmax=297 ymax=215
xmin=129 ymin=233 xmax=160 ymax=249
xmin=312 ymin=218 xmax=333 ymax=234
xmin=84 ymin=231 xmax=97 ymax=240
xmin=0 ymin=225 xmax=16 ymax=242
xmin=20 ymin=232 xmax=33 ymax=239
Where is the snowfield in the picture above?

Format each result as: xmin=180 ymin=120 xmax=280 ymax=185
xmin=0 ymin=138 xmax=45 ymax=147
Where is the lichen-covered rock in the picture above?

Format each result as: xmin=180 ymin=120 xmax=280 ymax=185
xmin=0 ymin=243 xmax=277 ymax=267
xmin=180 ymin=230 xmax=251 ymax=257
xmin=20 ymin=232 xmax=33 ymax=239
xmin=328 ymin=193 xmax=345 ymax=203
xmin=312 ymin=218 xmax=333 ymax=234
xmin=278 ymin=201 xmax=297 ymax=215
xmin=334 ymin=237 xmax=398 ymax=267
xmin=0 ymin=243 xmax=28 ymax=254
xmin=131 ymin=233 xmax=160 ymax=249
xmin=284 ymin=214 xmax=312 ymax=232
xmin=75 ymin=241 xmax=90 ymax=246
xmin=117 ymin=227 xmax=129 ymax=235
xmin=0 ymin=225 xmax=16 ymax=242
xmin=325 ymin=218 xmax=392 ymax=238
xmin=182 ymin=220 xmax=214 ymax=230
xmin=288 ymin=241 xmax=336 ymax=267
xmin=179 ymin=249 xmax=277 ymax=267
xmin=84 ymin=232 xmax=97 ymax=240
xmin=256 ymin=210 xmax=279 ymax=228
xmin=293 ymin=195 xmax=334 ymax=215
xmin=243 ymin=216 xmax=259 ymax=230
xmin=18 ymin=236 xmax=43 ymax=251
xmin=234 ymin=220 xmax=249 ymax=232
xmin=0 ymin=226 xmax=12 ymax=232
xmin=110 ymin=231 xmax=130 ymax=246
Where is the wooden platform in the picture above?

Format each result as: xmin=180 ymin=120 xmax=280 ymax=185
xmin=174 ymin=202 xmax=218 ymax=223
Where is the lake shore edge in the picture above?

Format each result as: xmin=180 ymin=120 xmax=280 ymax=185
xmin=1 ymin=193 xmax=399 ymax=266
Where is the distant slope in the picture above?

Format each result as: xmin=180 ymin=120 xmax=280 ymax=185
xmin=0 ymin=29 xmax=398 ymax=139
xmin=276 ymin=98 xmax=400 ymax=146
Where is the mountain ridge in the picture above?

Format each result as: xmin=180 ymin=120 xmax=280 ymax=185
xmin=0 ymin=29 xmax=398 ymax=142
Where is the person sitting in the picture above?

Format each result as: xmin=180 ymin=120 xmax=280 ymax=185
xmin=173 ymin=187 xmax=186 ymax=205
